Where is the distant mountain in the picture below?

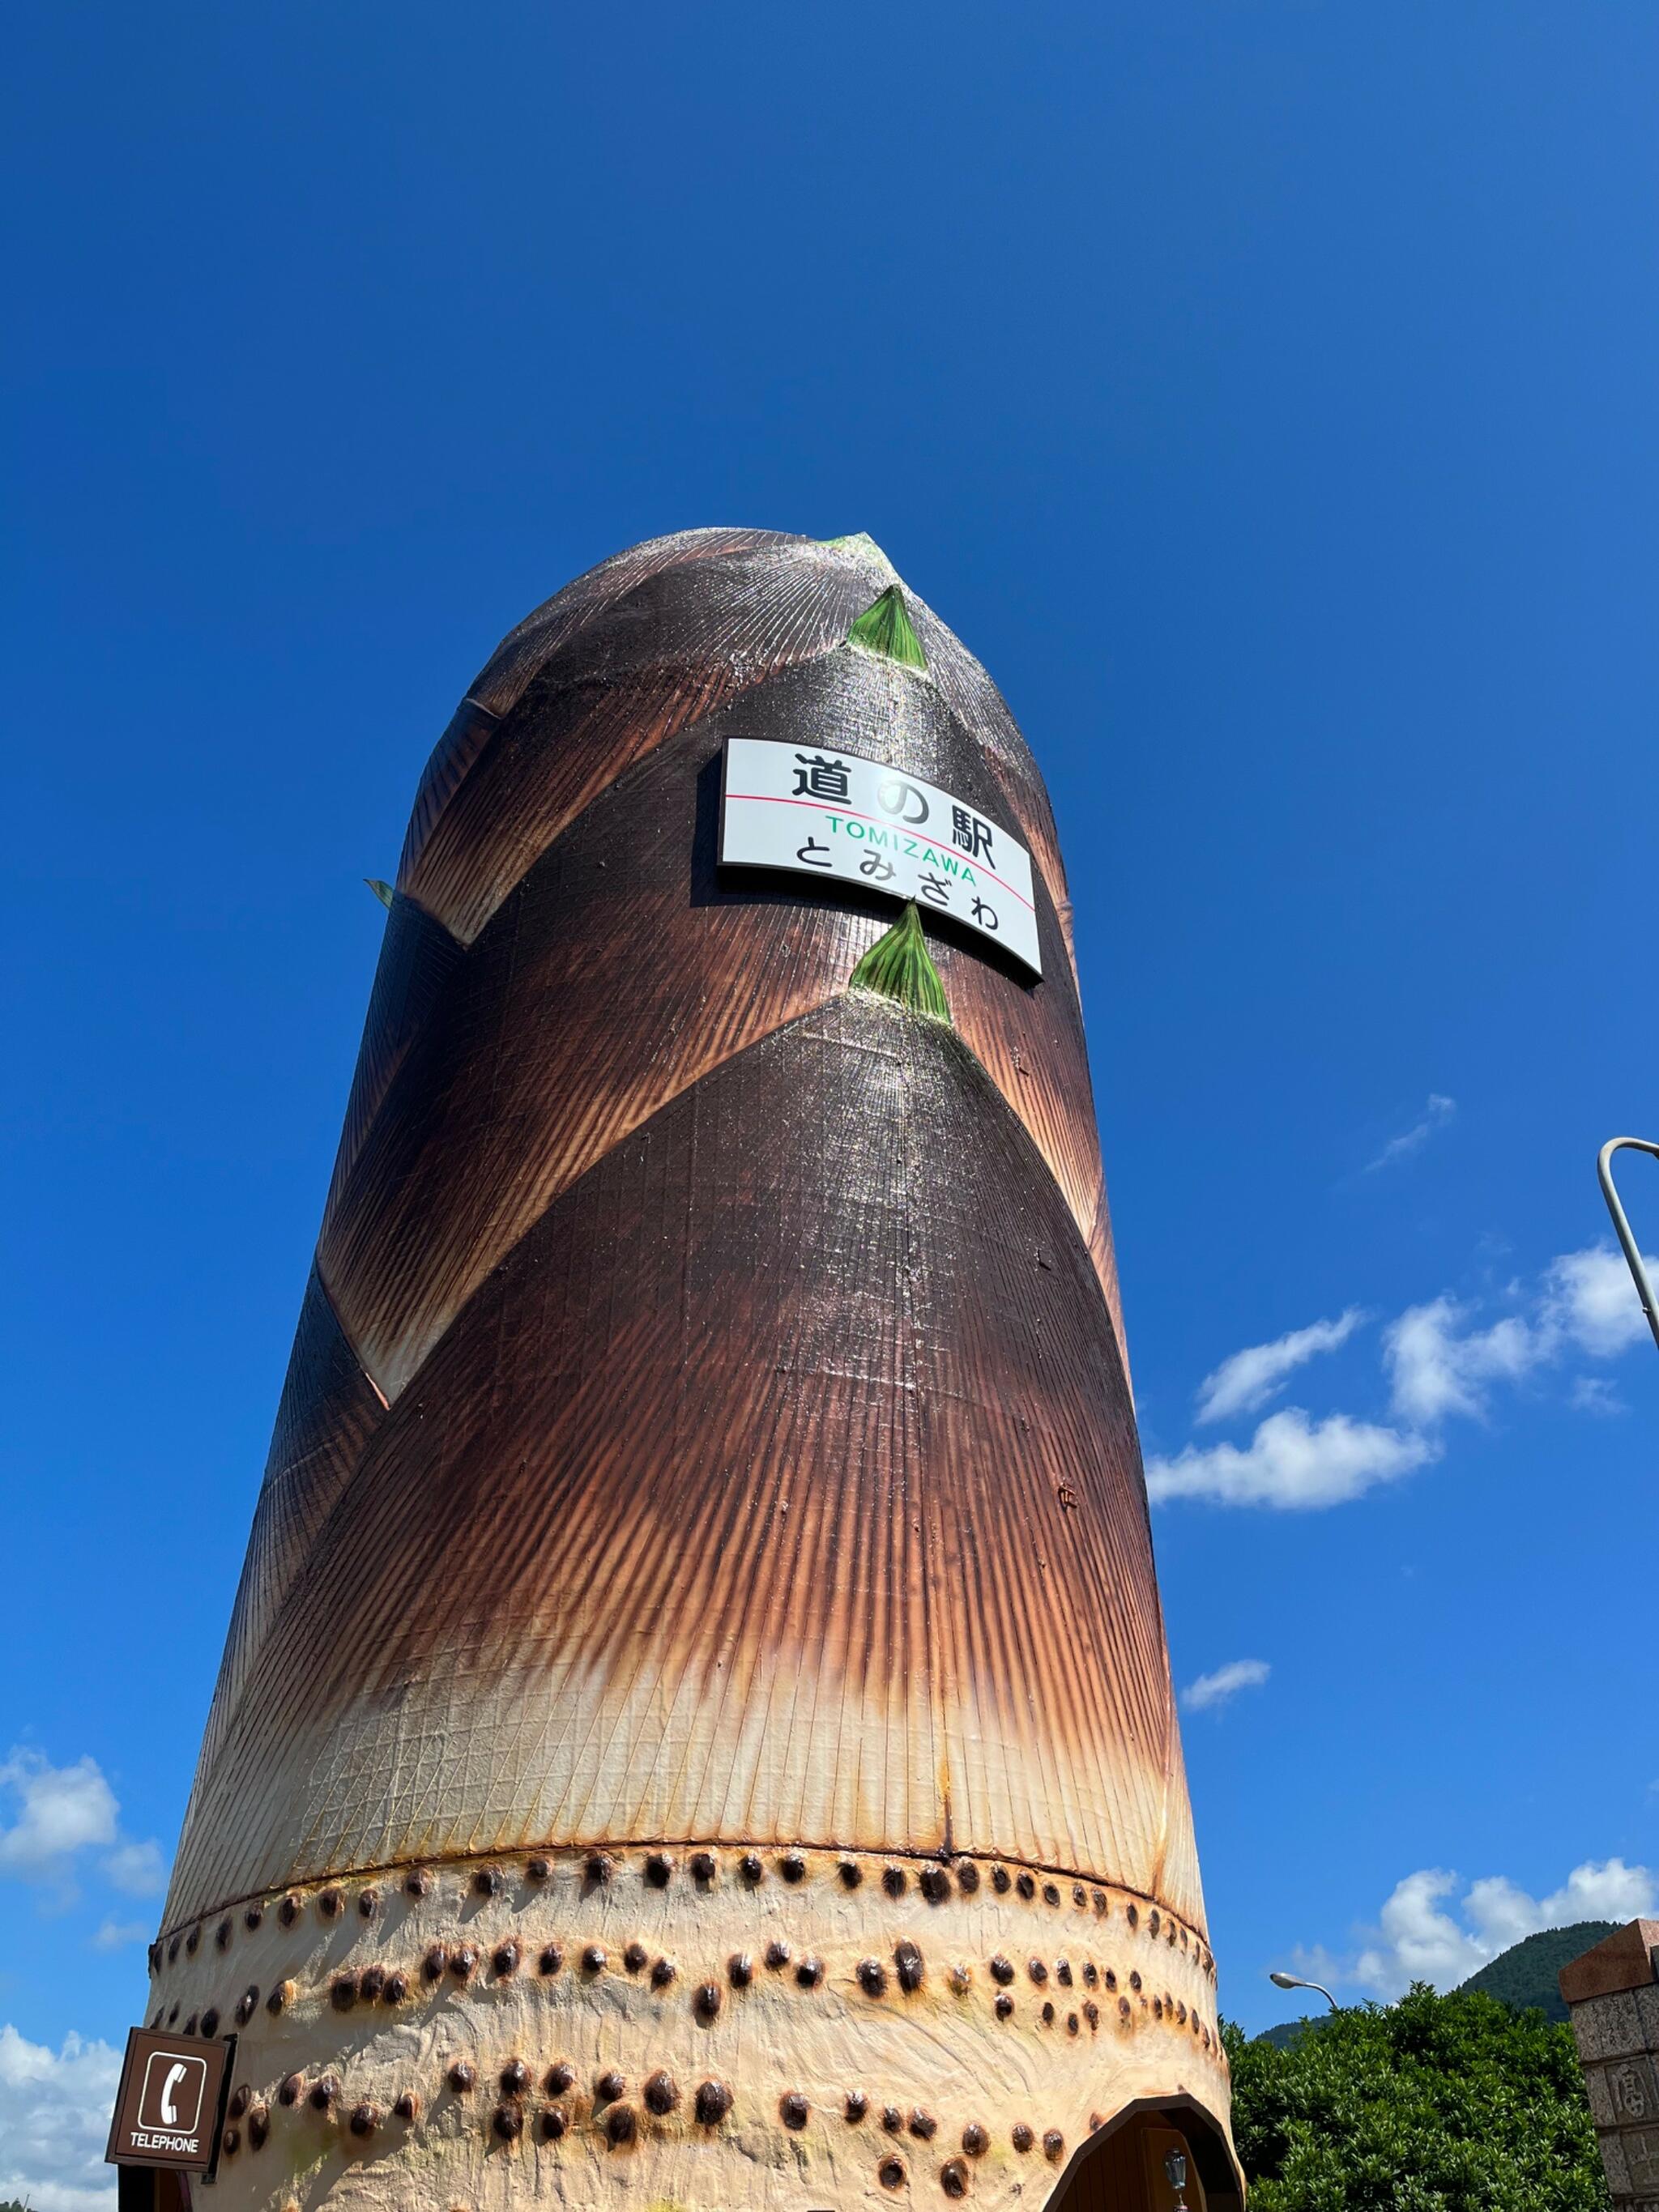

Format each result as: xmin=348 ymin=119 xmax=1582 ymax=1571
xmin=1456 ymin=1920 xmax=1617 ymax=2023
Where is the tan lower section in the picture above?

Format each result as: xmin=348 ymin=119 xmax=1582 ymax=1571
xmin=147 ymin=1848 xmax=1229 ymax=2212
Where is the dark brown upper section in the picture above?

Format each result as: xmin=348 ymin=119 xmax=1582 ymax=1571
xmin=164 ymin=531 xmax=1196 ymax=1941
xmin=320 ymin=647 xmax=1111 ymax=1401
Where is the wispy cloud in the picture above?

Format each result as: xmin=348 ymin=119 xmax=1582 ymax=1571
xmin=0 ymin=2024 xmax=121 ymax=2212
xmin=1180 ymin=1658 xmax=1270 ymax=1712
xmin=1277 ymin=1941 xmax=1344 ymax=1991
xmin=1384 ymin=1246 xmax=1659 ymax=1426
xmin=1572 ymin=1375 xmax=1625 ymax=1417
xmin=0 ymin=1755 xmax=118 ymax=1877
xmin=1384 ymin=1298 xmax=1537 ymax=1426
xmin=1148 ymin=1409 xmax=1434 ymax=1510
xmin=90 ymin=1920 xmax=149 ymax=1953
xmin=1365 ymin=1093 xmax=1456 ymax=1174
xmin=1196 ymin=1310 xmax=1367 ymax=1425
xmin=0 ymin=1751 xmax=164 ymax=1903
xmin=1542 ymin=1245 xmax=1659 ymax=1357
xmin=1150 ymin=1242 xmax=1655 ymax=1511
xmin=106 ymin=1841 xmax=164 ymax=1897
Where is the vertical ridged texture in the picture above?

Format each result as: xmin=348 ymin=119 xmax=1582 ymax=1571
xmin=152 ymin=532 xmax=1228 ymax=2209
xmin=174 ymin=991 xmax=1193 ymax=1912
xmin=190 ymin=1267 xmax=385 ymax=1782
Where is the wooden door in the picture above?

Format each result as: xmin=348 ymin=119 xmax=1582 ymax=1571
xmin=1048 ymin=2118 xmax=1206 ymax=2212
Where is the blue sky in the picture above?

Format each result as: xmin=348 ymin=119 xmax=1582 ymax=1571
xmin=5 ymin=1 xmax=1659 ymax=2199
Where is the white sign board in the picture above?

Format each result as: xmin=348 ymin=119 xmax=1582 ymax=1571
xmin=719 ymin=737 xmax=1042 ymax=978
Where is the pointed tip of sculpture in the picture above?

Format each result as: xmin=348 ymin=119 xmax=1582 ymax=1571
xmin=849 ymin=902 xmax=952 ymax=1024
xmin=847 ymin=585 xmax=928 ymax=671
xmin=819 ymin=530 xmax=890 ymax=562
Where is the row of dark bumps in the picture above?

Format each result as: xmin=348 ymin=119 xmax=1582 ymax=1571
xmin=153 ymin=1850 xmax=1210 ymax=1977
xmin=229 ymin=2063 xmax=1066 ymax=2188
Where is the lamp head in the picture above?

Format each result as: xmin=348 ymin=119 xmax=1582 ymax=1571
xmin=1269 ymin=1970 xmax=1303 ymax=1990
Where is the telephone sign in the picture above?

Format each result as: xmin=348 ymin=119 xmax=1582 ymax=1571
xmin=105 ymin=2027 xmax=233 ymax=2173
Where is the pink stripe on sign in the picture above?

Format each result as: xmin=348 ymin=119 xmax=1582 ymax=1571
xmin=724 ymin=792 xmax=1036 ymax=913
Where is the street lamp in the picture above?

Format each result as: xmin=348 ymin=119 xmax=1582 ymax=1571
xmin=1597 ymin=1138 xmax=1659 ymax=1353
xmin=1269 ymin=1969 xmax=1337 ymax=2010
xmin=1163 ymin=2147 xmax=1189 ymax=2210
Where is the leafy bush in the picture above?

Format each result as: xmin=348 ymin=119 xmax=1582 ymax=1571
xmin=1223 ymin=1982 xmax=1608 ymax=2210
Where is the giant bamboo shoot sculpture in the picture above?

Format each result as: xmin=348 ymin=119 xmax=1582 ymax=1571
xmin=145 ymin=530 xmax=1239 ymax=2212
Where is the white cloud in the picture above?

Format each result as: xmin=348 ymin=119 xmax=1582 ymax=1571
xmin=0 ymin=2024 xmax=120 ymax=2212
xmin=1384 ymin=1247 xmax=1658 ymax=1427
xmin=0 ymin=1756 xmax=117 ymax=1877
xmin=1280 ymin=1942 xmax=1344 ymax=1989
xmin=1384 ymin=1297 xmax=1540 ymax=1426
xmin=105 ymin=1841 xmax=164 ymax=1898
xmin=1180 ymin=1658 xmax=1270 ymax=1712
xmin=1350 ymin=1858 xmax=1656 ymax=1999
xmin=1147 ymin=1408 xmax=1435 ymax=1510
xmin=1542 ymin=1858 xmax=1658 ymax=1924
xmin=1354 ymin=1869 xmax=1490 ymax=1991
xmin=1365 ymin=1093 xmax=1456 ymax=1173
xmin=1195 ymin=1310 xmax=1367 ymax=1425
xmin=1157 ymin=1238 xmax=1657 ymax=1512
xmin=1572 ymin=1375 xmax=1626 ymax=1417
xmin=0 ymin=1751 xmax=164 ymax=1903
xmin=1543 ymin=1246 xmax=1658 ymax=1358
xmin=90 ymin=1920 xmax=149 ymax=1952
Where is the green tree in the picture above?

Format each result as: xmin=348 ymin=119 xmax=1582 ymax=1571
xmin=1223 ymin=1983 xmax=1609 ymax=2210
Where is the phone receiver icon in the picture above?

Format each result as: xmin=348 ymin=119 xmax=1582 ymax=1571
xmin=159 ymin=2064 xmax=189 ymax=2128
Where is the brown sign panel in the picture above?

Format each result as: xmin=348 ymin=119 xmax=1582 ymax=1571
xmin=105 ymin=2027 xmax=233 ymax=2172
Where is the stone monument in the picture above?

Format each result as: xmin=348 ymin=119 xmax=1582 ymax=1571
xmin=1560 ymin=1920 xmax=1659 ymax=2208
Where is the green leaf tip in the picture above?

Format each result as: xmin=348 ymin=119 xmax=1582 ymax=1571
xmin=849 ymin=901 xmax=952 ymax=1024
xmin=847 ymin=585 xmax=928 ymax=671
xmin=365 ymin=877 xmax=394 ymax=909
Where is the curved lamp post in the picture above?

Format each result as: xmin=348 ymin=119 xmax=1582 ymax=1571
xmin=1597 ymin=1138 xmax=1659 ymax=1353
xmin=1269 ymin=1968 xmax=1337 ymax=2010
